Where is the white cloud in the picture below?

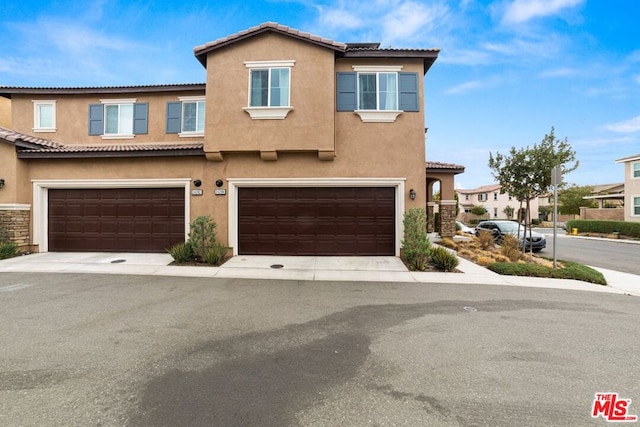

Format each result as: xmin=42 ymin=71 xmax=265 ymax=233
xmin=502 ymin=0 xmax=584 ymax=24
xmin=539 ymin=67 xmax=577 ymax=78
xmin=603 ymin=116 xmax=640 ymax=133
xmin=445 ymin=80 xmax=488 ymax=94
xmin=381 ymin=1 xmax=449 ymax=44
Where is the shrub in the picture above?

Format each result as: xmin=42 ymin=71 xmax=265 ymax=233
xmin=488 ymin=261 xmax=606 ymax=285
xmin=188 ymin=215 xmax=218 ymax=260
xmin=500 ymin=234 xmax=522 ymax=261
xmin=476 ymin=255 xmax=495 ymax=267
xmin=477 ymin=230 xmax=495 ymax=250
xmin=470 ymin=205 xmax=487 ymax=216
xmin=0 ymin=241 xmax=18 ymax=260
xmin=401 ymin=208 xmax=431 ymax=271
xmin=167 ymin=241 xmax=193 ymax=264
xmin=203 ymin=243 xmax=228 ymax=266
xmin=439 ymin=238 xmax=458 ymax=250
xmin=565 ymin=219 xmax=640 ymax=238
xmin=430 ymin=246 xmax=459 ymax=272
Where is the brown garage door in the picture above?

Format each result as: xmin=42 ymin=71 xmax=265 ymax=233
xmin=48 ymin=188 xmax=185 ymax=252
xmin=238 ymin=187 xmax=395 ymax=255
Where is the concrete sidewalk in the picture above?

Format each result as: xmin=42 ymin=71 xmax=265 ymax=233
xmin=0 ymin=251 xmax=638 ymax=297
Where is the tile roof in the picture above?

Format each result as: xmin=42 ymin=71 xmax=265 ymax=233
xmin=0 ymin=126 xmax=204 ymax=158
xmin=426 ymin=161 xmax=465 ymax=171
xmin=456 ymin=184 xmax=502 ymax=194
xmin=615 ymin=153 xmax=640 ymax=163
xmin=194 ymin=22 xmax=347 ymax=66
xmin=0 ymin=83 xmax=205 ymax=96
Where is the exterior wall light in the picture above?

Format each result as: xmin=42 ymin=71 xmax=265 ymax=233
xmin=409 ymin=188 xmax=416 ymax=200
xmin=0 ymin=179 xmax=4 ymax=189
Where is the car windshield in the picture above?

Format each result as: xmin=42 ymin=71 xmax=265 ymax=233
xmin=497 ymin=222 xmax=520 ymax=232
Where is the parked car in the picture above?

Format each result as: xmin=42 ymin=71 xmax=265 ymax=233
xmin=475 ymin=220 xmax=546 ymax=252
xmin=456 ymin=221 xmax=476 ymax=235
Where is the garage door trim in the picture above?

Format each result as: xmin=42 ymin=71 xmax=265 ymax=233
xmin=33 ymin=179 xmax=191 ymax=252
xmin=228 ymin=178 xmax=406 ymax=256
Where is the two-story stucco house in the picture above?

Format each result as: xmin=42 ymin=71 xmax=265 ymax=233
xmin=616 ymin=154 xmax=640 ymax=222
xmin=0 ymin=22 xmax=441 ymax=256
xmin=457 ymin=184 xmax=539 ymax=222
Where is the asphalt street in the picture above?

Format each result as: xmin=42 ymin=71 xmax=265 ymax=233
xmin=1 ymin=272 xmax=638 ymax=426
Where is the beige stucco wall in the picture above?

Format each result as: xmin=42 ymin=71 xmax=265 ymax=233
xmin=9 ymin=90 xmax=204 ymax=145
xmin=623 ymin=160 xmax=640 ymax=222
xmin=0 ymin=97 xmax=11 ymax=127
xmin=0 ymin=142 xmax=30 ymax=205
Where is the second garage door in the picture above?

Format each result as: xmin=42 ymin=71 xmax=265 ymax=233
xmin=48 ymin=188 xmax=185 ymax=252
xmin=238 ymin=187 xmax=395 ymax=255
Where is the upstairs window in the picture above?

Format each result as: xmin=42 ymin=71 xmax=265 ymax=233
xmin=634 ymin=196 xmax=640 ymax=215
xmin=633 ymin=162 xmax=640 ymax=178
xmin=33 ymin=100 xmax=56 ymax=132
xmin=493 ymin=192 xmax=498 ymax=201
xmin=243 ymin=60 xmax=294 ymax=120
xmin=166 ymin=97 xmax=205 ymax=136
xmin=358 ymin=72 xmax=397 ymax=111
xmin=478 ymin=193 xmax=487 ymax=202
xmin=89 ymin=99 xmax=148 ymax=138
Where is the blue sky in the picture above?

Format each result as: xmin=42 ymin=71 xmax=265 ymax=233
xmin=1 ymin=0 xmax=639 ymax=188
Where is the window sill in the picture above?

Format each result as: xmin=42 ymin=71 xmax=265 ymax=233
xmin=33 ymin=128 xmax=56 ymax=133
xmin=101 ymin=135 xmax=134 ymax=140
xmin=243 ymin=106 xmax=292 ymax=120
xmin=179 ymin=132 xmax=204 ymax=138
xmin=354 ymin=110 xmax=403 ymax=123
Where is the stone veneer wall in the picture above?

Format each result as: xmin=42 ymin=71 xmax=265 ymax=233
xmin=0 ymin=206 xmax=31 ymax=248
xmin=579 ymin=207 xmax=624 ymax=221
xmin=439 ymin=203 xmax=457 ymax=238
xmin=426 ymin=203 xmax=435 ymax=233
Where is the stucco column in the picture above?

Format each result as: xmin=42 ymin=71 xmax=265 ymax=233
xmin=439 ymin=200 xmax=457 ymax=238
xmin=426 ymin=202 xmax=436 ymax=233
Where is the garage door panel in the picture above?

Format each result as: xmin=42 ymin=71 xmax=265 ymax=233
xmin=48 ymin=188 xmax=185 ymax=253
xmin=238 ymin=187 xmax=395 ymax=255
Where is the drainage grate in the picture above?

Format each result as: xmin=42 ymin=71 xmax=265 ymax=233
xmin=111 ymin=259 xmax=126 ymax=264
xmin=270 ymin=264 xmax=284 ymax=269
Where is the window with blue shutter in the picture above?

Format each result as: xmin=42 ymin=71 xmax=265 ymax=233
xmin=88 ymin=104 xmax=104 ymax=135
xmin=133 ymin=103 xmax=148 ymax=134
xmin=166 ymin=102 xmax=182 ymax=134
xmin=336 ymin=72 xmax=357 ymax=111
xmin=398 ymin=73 xmax=419 ymax=112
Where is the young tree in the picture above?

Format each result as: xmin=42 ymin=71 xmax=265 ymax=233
xmin=558 ymin=185 xmax=597 ymax=215
xmin=503 ymin=205 xmax=515 ymax=219
xmin=488 ymin=127 xmax=578 ymax=253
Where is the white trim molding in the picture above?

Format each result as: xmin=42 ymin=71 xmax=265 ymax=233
xmin=243 ymin=106 xmax=293 ymax=120
xmin=352 ymin=65 xmax=403 ymax=72
xmin=354 ymin=110 xmax=403 ymax=123
xmin=227 ymin=177 xmax=406 ymax=256
xmin=244 ymin=60 xmax=295 ymax=68
xmin=31 ymin=179 xmax=191 ymax=252
xmin=0 ymin=204 xmax=31 ymax=211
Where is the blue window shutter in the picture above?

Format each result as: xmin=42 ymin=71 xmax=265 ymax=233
xmin=336 ymin=72 xmax=357 ymax=111
xmin=398 ymin=72 xmax=419 ymax=112
xmin=133 ymin=103 xmax=148 ymax=134
xmin=166 ymin=102 xmax=182 ymax=133
xmin=88 ymin=104 xmax=104 ymax=135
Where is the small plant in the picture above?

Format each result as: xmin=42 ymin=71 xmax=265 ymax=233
xmin=203 ymin=243 xmax=228 ymax=266
xmin=0 ymin=241 xmax=18 ymax=260
xmin=167 ymin=241 xmax=193 ymax=264
xmin=401 ymin=208 xmax=431 ymax=271
xmin=430 ymin=246 xmax=459 ymax=272
xmin=189 ymin=215 xmax=218 ymax=261
xmin=476 ymin=255 xmax=495 ymax=267
xmin=439 ymin=238 xmax=458 ymax=250
xmin=476 ymin=230 xmax=495 ymax=250
xmin=500 ymin=234 xmax=522 ymax=261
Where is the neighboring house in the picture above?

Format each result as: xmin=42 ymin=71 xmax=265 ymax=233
xmin=0 ymin=22 xmax=442 ymax=255
xmin=616 ymin=154 xmax=640 ymax=222
xmin=457 ymin=184 xmax=539 ymax=222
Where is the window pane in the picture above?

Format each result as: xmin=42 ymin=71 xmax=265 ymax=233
xmin=358 ymin=74 xmax=376 ymax=110
xmin=635 ymin=197 xmax=640 ymax=215
xmin=378 ymin=73 xmax=397 ymax=110
xmin=105 ymin=105 xmax=119 ymax=134
xmin=196 ymin=101 xmax=205 ymax=132
xmin=270 ymin=68 xmax=289 ymax=107
xmin=119 ymin=104 xmax=133 ymax=134
xmin=250 ymin=70 xmax=268 ymax=107
xmin=183 ymin=102 xmax=197 ymax=132
xmin=38 ymin=104 xmax=53 ymax=128
xmin=634 ymin=163 xmax=640 ymax=178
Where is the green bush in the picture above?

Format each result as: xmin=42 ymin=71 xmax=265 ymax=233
xmin=565 ymin=219 xmax=640 ymax=238
xmin=188 ymin=215 xmax=218 ymax=260
xmin=488 ymin=260 xmax=606 ymax=285
xmin=167 ymin=241 xmax=193 ymax=264
xmin=0 ymin=241 xmax=18 ymax=260
xmin=203 ymin=243 xmax=228 ymax=266
xmin=401 ymin=208 xmax=431 ymax=271
xmin=430 ymin=246 xmax=459 ymax=272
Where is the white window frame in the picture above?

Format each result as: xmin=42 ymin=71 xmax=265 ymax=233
xmin=100 ymin=98 xmax=136 ymax=139
xmin=352 ymin=65 xmax=403 ymax=123
xmin=33 ymin=100 xmax=56 ymax=132
xmin=633 ymin=196 xmax=640 ymax=217
xmin=632 ymin=162 xmax=640 ymax=179
xmin=243 ymin=60 xmax=294 ymax=120
xmin=178 ymin=96 xmax=205 ymax=137
xmin=493 ymin=192 xmax=498 ymax=201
